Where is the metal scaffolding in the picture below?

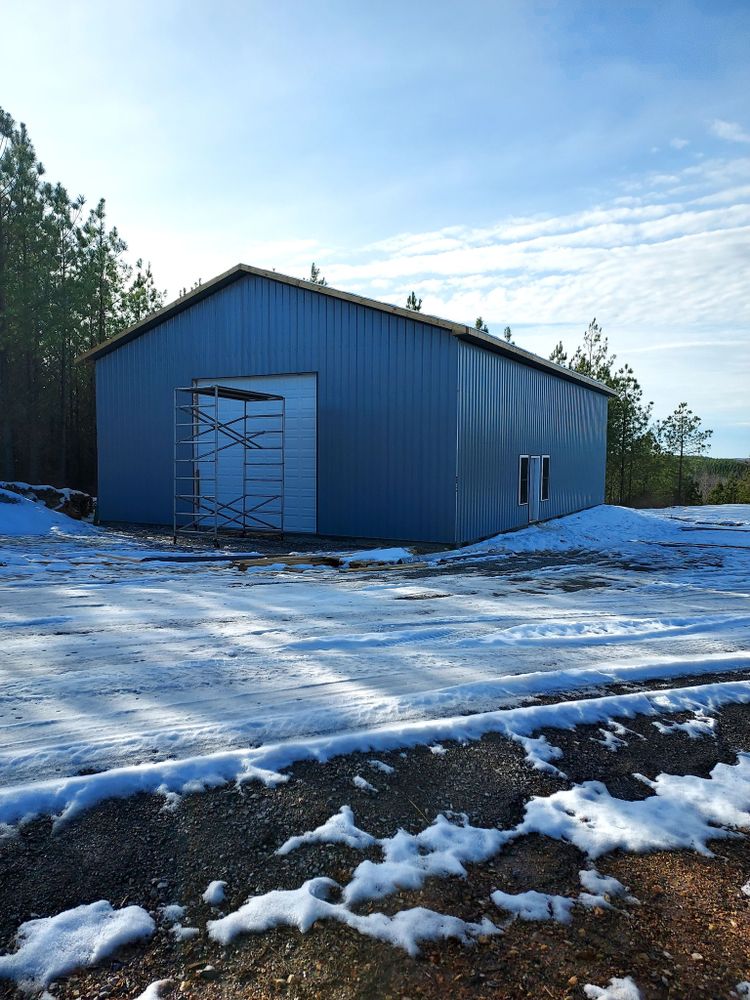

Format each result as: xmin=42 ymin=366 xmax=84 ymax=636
xmin=173 ymin=384 xmax=285 ymax=542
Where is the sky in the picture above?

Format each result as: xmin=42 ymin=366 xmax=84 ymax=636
xmin=3 ymin=0 xmax=749 ymax=456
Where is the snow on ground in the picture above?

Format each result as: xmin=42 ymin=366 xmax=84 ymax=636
xmin=202 ymin=745 xmax=749 ymax=955
xmin=2 ymin=677 xmax=749 ymax=829
xmin=0 ymin=487 xmax=96 ymax=538
xmin=652 ymin=709 xmax=717 ymax=738
xmin=206 ymin=877 xmax=499 ymax=957
xmin=343 ymin=546 xmax=413 ymax=565
xmin=0 ymin=900 xmax=154 ymax=990
xmin=1 ymin=743 xmax=745 ymax=978
xmin=0 ymin=501 xmax=749 ymax=983
xmin=457 ymin=503 xmax=750 ymax=559
xmin=518 ymin=754 xmax=750 ymax=857
xmin=584 ymin=977 xmax=643 ymax=1000
xmin=134 ymin=982 xmax=172 ymax=1000
xmin=276 ymin=805 xmax=376 ymax=855
xmin=159 ymin=904 xmax=198 ymax=941
xmin=0 ymin=502 xmax=749 ymax=822
xmin=201 ymin=880 xmax=227 ymax=906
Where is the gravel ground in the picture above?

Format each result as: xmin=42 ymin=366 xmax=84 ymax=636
xmin=1 ymin=695 xmax=749 ymax=1000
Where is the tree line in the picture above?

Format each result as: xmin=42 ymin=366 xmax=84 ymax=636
xmin=0 ymin=107 xmax=164 ymax=492
xmin=313 ymin=268 xmax=721 ymax=508
xmin=549 ymin=320 xmax=714 ymax=507
xmin=703 ymin=460 xmax=750 ymax=504
xmin=0 ymin=111 xmax=725 ymax=507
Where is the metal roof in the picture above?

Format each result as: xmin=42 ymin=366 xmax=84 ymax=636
xmin=77 ymin=262 xmax=616 ymax=397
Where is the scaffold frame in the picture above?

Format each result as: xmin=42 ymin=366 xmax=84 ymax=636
xmin=173 ymin=384 xmax=285 ymax=542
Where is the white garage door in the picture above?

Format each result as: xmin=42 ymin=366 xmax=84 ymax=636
xmin=196 ymin=374 xmax=317 ymax=534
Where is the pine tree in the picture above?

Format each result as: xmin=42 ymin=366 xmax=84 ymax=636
xmin=0 ymin=109 xmax=13 ymax=475
xmin=569 ymin=318 xmax=615 ymax=382
xmin=503 ymin=326 xmax=513 ymax=343
xmin=43 ymin=181 xmax=85 ymax=482
xmin=549 ymin=341 xmax=567 ymax=365
xmin=309 ymin=262 xmax=327 ymax=286
xmin=707 ymin=480 xmax=727 ymax=504
xmin=179 ymin=278 xmax=202 ymax=298
xmin=121 ymin=259 xmax=165 ymax=327
xmin=550 ymin=321 xmax=664 ymax=506
xmin=607 ymin=364 xmax=653 ymax=505
xmin=0 ymin=117 xmax=49 ymax=478
xmin=0 ymin=106 xmax=164 ymax=490
xmin=405 ymin=291 xmax=422 ymax=312
xmin=475 ymin=317 xmax=489 ymax=333
xmin=657 ymin=403 xmax=713 ymax=505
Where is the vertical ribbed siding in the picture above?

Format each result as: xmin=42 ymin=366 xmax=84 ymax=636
xmin=455 ymin=342 xmax=608 ymax=542
xmin=96 ymin=275 xmax=459 ymax=543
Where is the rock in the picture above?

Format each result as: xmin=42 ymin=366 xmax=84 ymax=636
xmin=0 ymin=481 xmax=94 ymax=519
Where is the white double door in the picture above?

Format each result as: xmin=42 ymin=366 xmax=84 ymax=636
xmin=528 ymin=455 xmax=542 ymax=523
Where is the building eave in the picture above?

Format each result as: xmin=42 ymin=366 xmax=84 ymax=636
xmin=76 ymin=262 xmax=617 ymax=398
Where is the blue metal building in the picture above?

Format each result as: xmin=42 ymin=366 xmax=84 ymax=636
xmin=81 ymin=264 xmax=614 ymax=544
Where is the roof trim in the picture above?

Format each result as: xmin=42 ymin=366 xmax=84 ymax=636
xmin=76 ymin=263 xmax=616 ymax=397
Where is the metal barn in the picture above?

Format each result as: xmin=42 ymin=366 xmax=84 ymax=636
xmin=80 ymin=264 xmax=614 ymax=545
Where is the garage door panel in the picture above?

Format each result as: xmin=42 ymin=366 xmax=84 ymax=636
xmin=196 ymin=374 xmax=316 ymax=533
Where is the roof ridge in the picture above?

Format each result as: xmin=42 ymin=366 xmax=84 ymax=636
xmin=76 ymin=262 xmax=616 ymax=397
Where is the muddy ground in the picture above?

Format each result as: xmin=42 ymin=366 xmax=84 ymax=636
xmin=1 ymin=690 xmax=749 ymax=1000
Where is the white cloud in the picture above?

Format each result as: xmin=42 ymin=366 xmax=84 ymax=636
xmin=710 ymin=119 xmax=750 ymax=144
xmin=127 ymin=152 xmax=748 ymax=455
xmin=294 ymin=155 xmax=748 ymax=455
xmin=670 ymin=137 xmax=690 ymax=149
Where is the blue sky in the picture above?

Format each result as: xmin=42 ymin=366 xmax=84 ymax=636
xmin=3 ymin=0 xmax=749 ymax=455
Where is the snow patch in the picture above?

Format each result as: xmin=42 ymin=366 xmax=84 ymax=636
xmin=595 ymin=728 xmax=626 ymax=751
xmin=171 ymin=925 xmax=199 ymax=941
xmin=490 ymin=869 xmax=635 ymax=925
xmin=344 ymin=547 xmax=413 ymax=565
xmin=159 ymin=903 xmax=198 ymax=940
xmin=207 ymin=878 xmax=497 ymax=956
xmin=352 ymin=775 xmax=378 ymax=793
xmin=368 ymin=759 xmax=395 ymax=774
xmin=343 ymin=813 xmax=509 ymax=906
xmin=134 ymin=981 xmax=172 ymax=1000
xmin=201 ymin=881 xmax=227 ymax=906
xmin=207 ymin=743 xmax=750 ymax=958
xmin=653 ymin=711 xmax=716 ymax=739
xmin=455 ymin=503 xmax=750 ymax=559
xmin=276 ymin=805 xmax=376 ymax=855
xmin=0 ymin=901 xmax=154 ymax=990
xmin=584 ymin=976 xmax=643 ymax=999
xmin=0 ymin=487 xmax=96 ymax=538
xmin=490 ymin=888 xmax=574 ymax=923
xmin=579 ymin=868 xmax=635 ymax=903
xmin=519 ymin=754 xmax=750 ymax=858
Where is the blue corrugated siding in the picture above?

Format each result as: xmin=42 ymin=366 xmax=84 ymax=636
xmin=455 ymin=342 xmax=608 ymax=542
xmin=96 ymin=275 xmax=459 ymax=543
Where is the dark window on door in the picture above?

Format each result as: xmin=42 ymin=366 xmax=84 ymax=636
xmin=541 ymin=455 xmax=550 ymax=501
xmin=518 ymin=455 xmax=529 ymax=505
